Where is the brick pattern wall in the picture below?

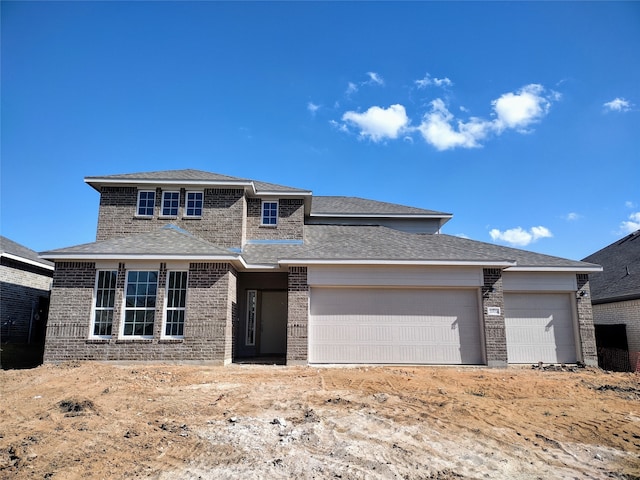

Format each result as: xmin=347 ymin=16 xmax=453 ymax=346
xmin=0 ymin=260 xmax=52 ymax=342
xmin=96 ymin=187 xmax=246 ymax=248
xmin=245 ymin=198 xmax=304 ymax=241
xmin=286 ymin=267 xmax=309 ymax=365
xmin=43 ymin=261 xmax=237 ymax=364
xmin=593 ymin=298 xmax=639 ymax=371
xmin=482 ymin=268 xmax=508 ymax=367
xmin=576 ymin=274 xmax=598 ymax=366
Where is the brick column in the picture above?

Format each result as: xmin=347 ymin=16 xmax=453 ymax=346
xmin=482 ymin=268 xmax=508 ymax=367
xmin=287 ymin=266 xmax=309 ymax=365
xmin=576 ymin=274 xmax=598 ymax=366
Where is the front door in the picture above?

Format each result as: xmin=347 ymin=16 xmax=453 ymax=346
xmin=259 ymin=291 xmax=288 ymax=355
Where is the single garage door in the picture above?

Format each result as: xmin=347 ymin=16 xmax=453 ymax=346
xmin=309 ymin=287 xmax=483 ymax=364
xmin=504 ymin=293 xmax=577 ymax=364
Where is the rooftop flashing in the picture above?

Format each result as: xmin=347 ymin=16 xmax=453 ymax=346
xmin=309 ymin=213 xmax=453 ymax=219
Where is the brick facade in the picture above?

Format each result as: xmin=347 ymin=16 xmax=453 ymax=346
xmin=44 ymin=261 xmax=236 ymax=364
xmin=0 ymin=258 xmax=52 ymax=343
xmin=245 ymin=198 xmax=304 ymax=241
xmin=592 ymin=298 xmax=639 ymax=371
xmin=482 ymin=268 xmax=508 ymax=367
xmin=575 ymin=274 xmax=598 ymax=366
xmin=96 ymin=187 xmax=246 ymax=248
xmin=286 ymin=266 xmax=308 ymax=365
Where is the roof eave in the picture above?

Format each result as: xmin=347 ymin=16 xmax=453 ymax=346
xmin=84 ymin=177 xmax=256 ymax=193
xmin=504 ymin=266 xmax=603 ymax=273
xmin=40 ymin=253 xmax=241 ymax=262
xmin=278 ymin=259 xmax=516 ymax=267
xmin=2 ymin=252 xmax=55 ymax=271
xmin=309 ymin=213 xmax=453 ymax=219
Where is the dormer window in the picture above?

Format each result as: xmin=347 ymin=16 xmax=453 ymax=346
xmin=137 ymin=191 xmax=155 ymax=217
xmin=162 ymin=191 xmax=180 ymax=217
xmin=261 ymin=201 xmax=278 ymax=226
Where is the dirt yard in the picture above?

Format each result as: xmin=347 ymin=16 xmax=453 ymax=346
xmin=1 ymin=362 xmax=639 ymax=480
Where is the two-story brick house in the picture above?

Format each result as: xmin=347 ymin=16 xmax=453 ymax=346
xmin=41 ymin=169 xmax=601 ymax=367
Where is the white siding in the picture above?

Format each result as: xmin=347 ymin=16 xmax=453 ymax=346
xmin=309 ymin=287 xmax=483 ymax=364
xmin=504 ymin=293 xmax=577 ymax=364
xmin=503 ymin=272 xmax=577 ymax=292
xmin=308 ymin=266 xmax=484 ymax=287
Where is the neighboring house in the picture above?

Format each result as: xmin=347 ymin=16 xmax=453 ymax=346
xmin=1 ymin=236 xmax=54 ymax=343
xmin=41 ymin=169 xmax=601 ymax=367
xmin=583 ymin=230 xmax=640 ymax=372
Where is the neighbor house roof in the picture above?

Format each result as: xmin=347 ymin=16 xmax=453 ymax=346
xmin=310 ymin=196 xmax=451 ymax=218
xmin=582 ymin=230 xmax=640 ymax=303
xmin=1 ymin=236 xmax=54 ymax=271
xmin=84 ymin=169 xmax=312 ymax=195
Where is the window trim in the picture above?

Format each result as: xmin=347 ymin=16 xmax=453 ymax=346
xmin=184 ymin=191 xmax=204 ymax=218
xmin=245 ymin=290 xmax=257 ymax=346
xmin=261 ymin=200 xmax=279 ymax=226
xmin=162 ymin=270 xmax=188 ymax=339
xmin=161 ymin=190 xmax=180 ymax=218
xmin=136 ymin=190 xmax=156 ymax=217
xmin=90 ymin=270 xmax=118 ymax=339
xmin=121 ymin=270 xmax=158 ymax=339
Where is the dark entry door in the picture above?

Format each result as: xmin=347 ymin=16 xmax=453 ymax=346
xmin=259 ymin=291 xmax=287 ymax=355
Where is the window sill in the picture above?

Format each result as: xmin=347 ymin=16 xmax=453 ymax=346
xmin=86 ymin=338 xmax=110 ymax=344
xmin=115 ymin=338 xmax=153 ymax=344
xmin=159 ymin=338 xmax=184 ymax=343
xmin=159 ymin=216 xmax=178 ymax=220
xmin=134 ymin=215 xmax=154 ymax=220
xmin=182 ymin=216 xmax=202 ymax=220
xmin=259 ymin=224 xmax=278 ymax=228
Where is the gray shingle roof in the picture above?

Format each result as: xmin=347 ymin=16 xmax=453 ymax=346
xmin=582 ymin=230 xmax=640 ymax=302
xmin=40 ymin=225 xmax=236 ymax=258
xmin=1 ymin=236 xmax=54 ymax=268
xmin=311 ymin=196 xmax=450 ymax=216
xmin=244 ymin=225 xmax=598 ymax=269
xmin=85 ymin=169 xmax=311 ymax=194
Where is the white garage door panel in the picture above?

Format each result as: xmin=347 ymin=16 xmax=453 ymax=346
xmin=504 ymin=293 xmax=576 ymax=364
xmin=309 ymin=288 xmax=482 ymax=364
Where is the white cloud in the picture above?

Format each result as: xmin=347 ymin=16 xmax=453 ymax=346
xmin=346 ymin=82 xmax=358 ymax=96
xmin=489 ymin=226 xmax=553 ymax=247
xmin=455 ymin=233 xmax=470 ymax=239
xmin=415 ymin=84 xmax=559 ymax=150
xmin=416 ymin=99 xmax=492 ymax=151
xmin=366 ymin=72 xmax=384 ymax=85
xmin=620 ymin=212 xmax=640 ymax=234
xmin=341 ymin=104 xmax=409 ymax=142
xmin=564 ymin=212 xmax=581 ymax=221
xmin=492 ymin=84 xmax=555 ymax=132
xmin=625 ymin=201 xmax=637 ymax=209
xmin=307 ymin=102 xmax=320 ymax=114
xmin=415 ymin=73 xmax=453 ymax=89
xmin=603 ymin=97 xmax=632 ymax=112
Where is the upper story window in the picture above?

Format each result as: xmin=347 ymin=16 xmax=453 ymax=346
xmin=185 ymin=191 xmax=203 ymax=217
xmin=123 ymin=270 xmax=158 ymax=337
xmin=91 ymin=270 xmax=117 ymax=337
xmin=162 ymin=191 xmax=180 ymax=217
xmin=137 ymin=191 xmax=155 ymax=217
xmin=261 ymin=201 xmax=278 ymax=226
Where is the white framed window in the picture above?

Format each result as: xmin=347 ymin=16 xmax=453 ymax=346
xmin=261 ymin=201 xmax=278 ymax=226
xmin=185 ymin=191 xmax=203 ymax=217
xmin=91 ymin=270 xmax=117 ymax=337
xmin=122 ymin=270 xmax=158 ymax=337
xmin=137 ymin=191 xmax=155 ymax=217
xmin=162 ymin=191 xmax=180 ymax=217
xmin=164 ymin=271 xmax=188 ymax=337
xmin=245 ymin=290 xmax=257 ymax=346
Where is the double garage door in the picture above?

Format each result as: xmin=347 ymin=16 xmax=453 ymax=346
xmin=309 ymin=287 xmax=483 ymax=364
xmin=308 ymin=288 xmax=578 ymax=365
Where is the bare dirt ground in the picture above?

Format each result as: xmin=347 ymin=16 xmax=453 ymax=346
xmin=1 ymin=362 xmax=639 ymax=480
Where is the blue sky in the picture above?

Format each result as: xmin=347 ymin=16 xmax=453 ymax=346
xmin=2 ymin=1 xmax=639 ymax=261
